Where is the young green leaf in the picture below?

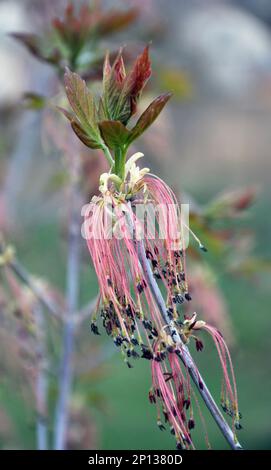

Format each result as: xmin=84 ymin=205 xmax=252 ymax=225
xmin=64 ymin=69 xmax=99 ymax=136
xmin=63 ymin=69 xmax=105 ymax=148
xmin=71 ymin=121 xmax=102 ymax=149
xmin=128 ymin=92 xmax=172 ymax=144
xmin=58 ymin=107 xmax=102 ymax=149
xmin=98 ymin=120 xmax=130 ymax=149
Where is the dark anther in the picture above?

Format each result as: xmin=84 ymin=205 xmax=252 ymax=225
xmin=122 ymin=337 xmax=129 ymax=343
xmin=177 ymin=272 xmax=185 ymax=282
xmin=235 ymin=421 xmax=243 ymax=430
xmin=125 ymin=304 xmax=133 ymax=317
xmin=163 ymin=410 xmax=169 ymax=423
xmin=137 ymin=283 xmax=144 ymax=294
xmin=170 ymin=426 xmax=175 ymax=435
xmin=183 ymin=399 xmax=190 ymax=410
xmin=136 ymin=279 xmax=146 ymax=294
xmin=160 ymin=352 xmax=166 ymax=361
xmin=148 ymin=334 xmax=153 ymax=340
xmin=157 ymin=420 xmax=166 ymax=431
xmin=148 ymin=390 xmax=156 ymax=404
xmin=184 ymin=292 xmax=192 ymax=301
xmin=146 ymin=250 xmax=153 ymax=259
xmin=154 ymin=246 xmax=159 ymax=255
xmin=154 ymin=354 xmax=162 ymax=362
xmin=141 ymin=345 xmax=153 ymax=360
xmin=107 ymin=277 xmax=112 ymax=287
xmin=156 ymin=388 xmax=161 ymax=397
xmin=151 ymin=328 xmax=158 ymax=337
xmin=131 ymin=337 xmax=139 ymax=346
xmin=126 ymin=349 xmax=132 ymax=357
xmin=200 ymin=244 xmax=208 ymax=252
xmin=188 ymin=418 xmax=195 ymax=430
xmin=171 ymin=329 xmax=177 ymax=338
xmin=154 ymin=269 xmax=162 ymax=279
xmin=142 ymin=319 xmax=153 ymax=331
xmin=126 ymin=361 xmax=133 ymax=368
xmin=195 ymin=338 xmax=204 ymax=352
xmin=167 ymin=345 xmax=174 ymax=353
xmin=167 ymin=310 xmax=173 ymax=320
xmin=198 ymin=380 xmax=204 ymax=390
xmin=176 ymin=441 xmax=184 ymax=450
xmin=221 ymin=403 xmax=228 ymax=413
xmin=151 ymin=259 xmax=158 ymax=268
xmin=164 ymin=373 xmax=174 ymax=383
xmin=114 ymin=336 xmax=123 ymax=347
xmin=90 ymin=322 xmax=100 ymax=335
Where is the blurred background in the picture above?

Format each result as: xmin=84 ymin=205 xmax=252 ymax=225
xmin=0 ymin=0 xmax=270 ymax=450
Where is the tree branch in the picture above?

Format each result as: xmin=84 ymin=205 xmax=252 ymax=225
xmin=34 ymin=304 xmax=48 ymax=450
xmin=54 ymin=158 xmax=82 ymax=450
xmin=6 ymin=257 xmax=62 ymax=320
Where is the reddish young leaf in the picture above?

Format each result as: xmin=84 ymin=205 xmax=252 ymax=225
xmin=64 ymin=69 xmax=101 ymax=145
xmin=58 ymin=107 xmax=101 ymax=149
xmin=98 ymin=120 xmax=130 ymax=149
xmin=57 ymin=106 xmax=75 ymax=122
xmin=123 ymin=46 xmax=152 ymax=115
xmin=128 ymin=92 xmax=172 ymax=144
xmin=103 ymin=51 xmax=129 ymax=122
xmin=11 ymin=33 xmax=61 ymax=65
xmin=71 ymin=121 xmax=102 ymax=149
xmin=96 ymin=9 xmax=139 ymax=36
xmin=11 ymin=33 xmax=42 ymax=56
xmin=113 ymin=53 xmax=126 ymax=85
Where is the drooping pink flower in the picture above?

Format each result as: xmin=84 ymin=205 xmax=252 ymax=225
xmin=84 ymin=153 xmax=241 ymax=447
xmin=149 ymin=312 xmax=241 ymax=448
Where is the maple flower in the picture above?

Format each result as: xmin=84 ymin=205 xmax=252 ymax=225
xmin=61 ymin=47 xmax=242 ymax=449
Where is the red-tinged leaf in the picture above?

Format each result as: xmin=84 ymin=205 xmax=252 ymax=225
xmin=123 ymin=45 xmax=152 ymax=115
xmin=11 ymin=33 xmax=43 ymax=58
xmin=57 ymin=106 xmax=75 ymax=122
xmin=98 ymin=120 xmax=130 ymax=149
xmin=11 ymin=33 xmax=60 ymax=65
xmin=71 ymin=121 xmax=102 ymax=149
xmin=58 ymin=107 xmax=102 ymax=150
xmin=96 ymin=9 xmax=139 ymax=36
xmin=103 ymin=51 xmax=129 ymax=122
xmin=102 ymin=51 xmax=112 ymax=95
xmin=128 ymin=93 xmax=172 ymax=144
xmin=64 ymin=69 xmax=101 ymax=144
xmin=64 ymin=69 xmax=96 ymax=125
xmin=113 ymin=53 xmax=126 ymax=85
